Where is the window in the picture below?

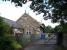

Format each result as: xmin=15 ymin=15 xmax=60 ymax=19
xmin=26 ymin=30 xmax=31 ymax=35
xmin=27 ymin=32 xmax=28 ymax=35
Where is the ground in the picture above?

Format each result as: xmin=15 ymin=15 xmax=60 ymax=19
xmin=24 ymin=44 xmax=56 ymax=50
xmin=20 ymin=34 xmax=66 ymax=50
xmin=23 ymin=34 xmax=57 ymax=50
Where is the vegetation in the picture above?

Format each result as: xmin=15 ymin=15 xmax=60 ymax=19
xmin=40 ymin=24 xmax=54 ymax=33
xmin=0 ymin=17 xmax=22 ymax=50
xmin=54 ymin=23 xmax=67 ymax=45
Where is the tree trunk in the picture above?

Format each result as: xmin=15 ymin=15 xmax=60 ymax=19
xmin=57 ymin=32 xmax=63 ymax=46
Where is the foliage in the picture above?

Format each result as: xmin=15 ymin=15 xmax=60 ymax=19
xmin=48 ymin=0 xmax=67 ymax=23
xmin=3 ymin=0 xmax=28 ymax=6
xmin=54 ymin=23 xmax=67 ymax=33
xmin=0 ymin=17 xmax=22 ymax=50
xmin=3 ymin=0 xmax=67 ymax=23
xmin=30 ymin=0 xmax=67 ymax=32
xmin=40 ymin=24 xmax=54 ymax=33
xmin=45 ymin=26 xmax=54 ymax=33
xmin=40 ymin=24 xmax=45 ymax=33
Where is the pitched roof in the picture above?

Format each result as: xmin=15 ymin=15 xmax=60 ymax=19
xmin=2 ymin=13 xmax=41 ymax=28
xmin=3 ymin=18 xmax=21 ymax=28
xmin=16 ymin=13 xmax=41 ymax=30
xmin=17 ymin=13 xmax=41 ymax=25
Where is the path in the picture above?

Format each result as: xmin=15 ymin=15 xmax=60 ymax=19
xmin=23 ymin=34 xmax=57 ymax=50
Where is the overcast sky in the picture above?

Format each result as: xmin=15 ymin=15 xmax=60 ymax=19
xmin=0 ymin=0 xmax=59 ymax=28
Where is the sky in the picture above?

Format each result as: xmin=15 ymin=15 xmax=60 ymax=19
xmin=0 ymin=0 xmax=59 ymax=28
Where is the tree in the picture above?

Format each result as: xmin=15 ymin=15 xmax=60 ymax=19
xmin=54 ymin=23 xmax=67 ymax=46
xmin=49 ymin=0 xmax=67 ymax=45
xmin=45 ymin=26 xmax=54 ymax=33
xmin=0 ymin=17 xmax=22 ymax=50
xmin=40 ymin=24 xmax=45 ymax=33
xmin=3 ymin=0 xmax=28 ymax=6
xmin=40 ymin=24 xmax=54 ymax=33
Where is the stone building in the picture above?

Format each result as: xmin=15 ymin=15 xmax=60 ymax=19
xmin=15 ymin=13 xmax=42 ymax=45
xmin=3 ymin=12 xmax=42 ymax=45
xmin=3 ymin=12 xmax=42 ymax=36
xmin=16 ymin=13 xmax=41 ymax=35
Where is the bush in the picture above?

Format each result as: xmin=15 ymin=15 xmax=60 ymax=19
xmin=0 ymin=17 xmax=22 ymax=50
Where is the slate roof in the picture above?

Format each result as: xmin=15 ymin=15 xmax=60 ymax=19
xmin=3 ymin=18 xmax=21 ymax=28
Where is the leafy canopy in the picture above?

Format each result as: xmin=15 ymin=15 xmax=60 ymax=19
xmin=3 ymin=0 xmax=67 ymax=23
xmin=40 ymin=24 xmax=54 ymax=33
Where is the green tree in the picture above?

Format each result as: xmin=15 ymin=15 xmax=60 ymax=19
xmin=45 ymin=26 xmax=54 ymax=33
xmin=0 ymin=17 xmax=22 ymax=50
xmin=40 ymin=24 xmax=53 ymax=33
xmin=54 ymin=23 xmax=67 ymax=45
xmin=48 ymin=0 xmax=67 ymax=46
